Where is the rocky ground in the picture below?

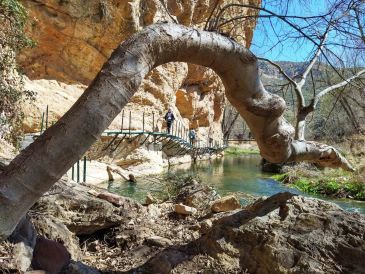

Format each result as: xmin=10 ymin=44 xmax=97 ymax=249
xmin=1 ymin=174 xmax=365 ymax=274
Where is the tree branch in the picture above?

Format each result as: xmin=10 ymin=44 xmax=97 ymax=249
xmin=313 ymin=69 xmax=365 ymax=108
xmin=297 ymin=31 xmax=329 ymax=89
xmin=354 ymin=7 xmax=365 ymax=43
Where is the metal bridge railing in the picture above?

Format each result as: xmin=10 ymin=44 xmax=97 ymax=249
xmin=38 ymin=105 xmax=229 ymax=183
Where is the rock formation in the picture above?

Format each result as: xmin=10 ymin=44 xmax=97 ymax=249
xmin=2 ymin=177 xmax=364 ymax=273
xmin=19 ymin=0 xmax=259 ymax=144
xmin=17 ymin=0 xmax=260 ymax=174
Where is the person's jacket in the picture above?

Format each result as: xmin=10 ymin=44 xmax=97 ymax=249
xmin=164 ymin=112 xmax=175 ymax=122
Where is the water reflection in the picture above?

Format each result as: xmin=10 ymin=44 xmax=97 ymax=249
xmin=109 ymin=155 xmax=365 ymax=214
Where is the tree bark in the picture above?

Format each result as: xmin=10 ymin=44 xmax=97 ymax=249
xmin=0 ymin=23 xmax=354 ymax=240
xmin=295 ymin=112 xmax=307 ymax=141
xmin=294 ymin=105 xmax=314 ymax=141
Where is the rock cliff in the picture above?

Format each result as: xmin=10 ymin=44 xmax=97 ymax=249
xmin=18 ymin=0 xmax=260 ymax=170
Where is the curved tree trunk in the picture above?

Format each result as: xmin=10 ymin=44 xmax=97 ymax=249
xmin=0 ymin=23 xmax=354 ymax=239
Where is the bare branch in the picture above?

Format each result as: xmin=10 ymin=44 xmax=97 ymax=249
xmin=297 ymin=31 xmax=330 ymax=89
xmin=313 ymin=69 xmax=365 ymax=108
xmin=354 ymin=7 xmax=365 ymax=43
xmin=257 ymin=57 xmax=297 ymax=86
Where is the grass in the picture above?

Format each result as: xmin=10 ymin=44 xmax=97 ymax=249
xmin=225 ymin=146 xmax=260 ymax=155
xmin=271 ymin=167 xmax=365 ymax=200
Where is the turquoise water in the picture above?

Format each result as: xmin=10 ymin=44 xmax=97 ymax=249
xmin=108 ymin=155 xmax=365 ymax=214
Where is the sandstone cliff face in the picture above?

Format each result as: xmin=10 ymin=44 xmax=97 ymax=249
xmin=19 ymin=0 xmax=258 ymax=84
xmin=19 ymin=0 xmax=259 ymax=171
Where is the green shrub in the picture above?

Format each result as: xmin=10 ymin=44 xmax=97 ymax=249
xmin=323 ymin=180 xmax=340 ymax=193
xmin=294 ymin=179 xmax=314 ymax=193
xmin=0 ymin=0 xmax=34 ymax=146
xmin=225 ymin=147 xmax=260 ymax=155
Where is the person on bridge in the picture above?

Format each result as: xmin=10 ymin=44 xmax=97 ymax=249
xmin=164 ymin=108 xmax=175 ymax=134
xmin=189 ymin=129 xmax=196 ymax=146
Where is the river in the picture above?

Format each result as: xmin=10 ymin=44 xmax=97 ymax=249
xmin=108 ymin=155 xmax=365 ymax=214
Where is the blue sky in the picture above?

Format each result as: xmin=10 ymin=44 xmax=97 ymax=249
xmin=250 ymin=0 xmax=331 ymax=62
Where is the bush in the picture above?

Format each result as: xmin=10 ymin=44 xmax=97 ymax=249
xmin=0 ymin=0 xmax=34 ymax=146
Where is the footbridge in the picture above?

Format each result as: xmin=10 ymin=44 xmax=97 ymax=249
xmin=31 ymin=106 xmax=228 ymax=183
xmin=37 ymin=106 xmax=228 ymax=157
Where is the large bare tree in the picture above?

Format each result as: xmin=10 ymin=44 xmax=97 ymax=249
xmin=211 ymin=0 xmax=365 ymax=141
xmin=261 ymin=52 xmax=365 ymax=140
xmin=0 ymin=23 xmax=354 ymax=240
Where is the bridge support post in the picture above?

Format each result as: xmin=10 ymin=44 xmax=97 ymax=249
xmin=121 ymin=110 xmax=124 ymax=132
xmin=40 ymin=112 xmax=44 ymax=134
xmin=142 ymin=112 xmax=145 ymax=132
xmin=45 ymin=105 xmax=49 ymax=130
xmin=83 ymin=156 xmax=87 ymax=183
xmin=77 ymin=160 xmax=80 ymax=183
xmin=71 ymin=165 xmax=74 ymax=181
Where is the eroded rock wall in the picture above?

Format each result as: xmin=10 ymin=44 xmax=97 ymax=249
xmin=19 ymin=0 xmax=260 ymax=169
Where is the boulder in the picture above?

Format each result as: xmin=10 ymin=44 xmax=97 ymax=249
xmin=97 ymin=192 xmax=132 ymax=207
xmin=13 ymin=242 xmax=33 ymax=272
xmin=9 ymin=215 xmax=37 ymax=248
xmin=174 ymin=179 xmax=220 ymax=214
xmin=31 ymin=236 xmax=70 ymax=274
xmin=31 ymin=215 xmax=81 ymax=260
xmin=201 ymin=195 xmax=365 ymax=274
xmin=145 ymin=193 xmax=156 ymax=205
xmin=145 ymin=236 xmax=173 ymax=247
xmin=211 ymin=195 xmax=241 ymax=213
xmin=34 ymin=177 xmax=144 ymax=236
xmin=61 ymin=261 xmax=101 ymax=274
xmin=174 ymin=204 xmax=197 ymax=215
xmin=147 ymin=204 xmax=161 ymax=220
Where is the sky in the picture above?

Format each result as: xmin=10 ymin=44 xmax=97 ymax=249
xmin=250 ymin=0 xmax=331 ymax=62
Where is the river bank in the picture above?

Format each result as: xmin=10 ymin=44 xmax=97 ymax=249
xmin=272 ymin=166 xmax=365 ymax=201
xmin=106 ymin=155 xmax=365 ymax=214
xmin=270 ymin=135 xmax=365 ymax=202
xmin=2 ymin=175 xmax=365 ymax=273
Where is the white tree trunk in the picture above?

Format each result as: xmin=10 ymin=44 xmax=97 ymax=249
xmin=0 ymin=23 xmax=354 ymax=240
xmin=295 ymin=119 xmax=306 ymax=141
xmin=295 ymin=109 xmax=309 ymax=141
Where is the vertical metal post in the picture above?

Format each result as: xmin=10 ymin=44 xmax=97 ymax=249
xmin=129 ymin=111 xmax=131 ymax=136
xmin=77 ymin=160 xmax=80 ymax=183
xmin=45 ymin=105 xmax=49 ymax=129
xmin=142 ymin=112 xmax=145 ymax=132
xmin=83 ymin=156 xmax=87 ymax=183
xmin=40 ymin=112 xmax=44 ymax=133
xmin=71 ymin=165 xmax=74 ymax=180
xmin=152 ymin=112 xmax=155 ymax=132
xmin=121 ymin=110 xmax=124 ymax=132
